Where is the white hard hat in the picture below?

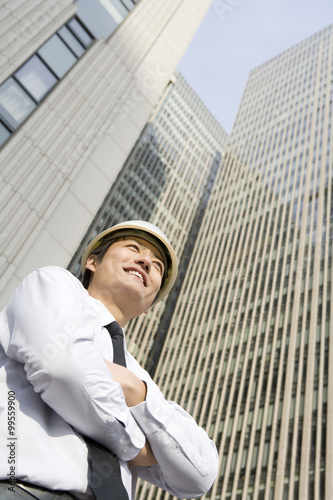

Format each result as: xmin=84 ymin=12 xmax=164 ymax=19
xmin=81 ymin=220 xmax=178 ymax=303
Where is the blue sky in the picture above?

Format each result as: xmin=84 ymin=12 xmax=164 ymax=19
xmin=177 ymin=0 xmax=333 ymax=133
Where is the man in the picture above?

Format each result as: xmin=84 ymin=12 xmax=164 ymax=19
xmin=0 ymin=220 xmax=218 ymax=499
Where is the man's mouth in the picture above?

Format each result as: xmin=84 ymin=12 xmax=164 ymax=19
xmin=127 ymin=269 xmax=146 ymax=285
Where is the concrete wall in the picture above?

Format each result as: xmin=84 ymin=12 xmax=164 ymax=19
xmin=0 ymin=0 xmax=212 ymax=307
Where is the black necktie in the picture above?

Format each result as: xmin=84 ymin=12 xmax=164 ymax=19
xmin=105 ymin=321 xmax=126 ymax=367
xmin=83 ymin=321 xmax=129 ymax=500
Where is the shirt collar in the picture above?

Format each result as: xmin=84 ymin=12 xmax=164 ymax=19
xmin=88 ymin=295 xmax=117 ymax=327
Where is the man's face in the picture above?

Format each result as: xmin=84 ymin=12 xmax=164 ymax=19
xmin=86 ymin=237 xmax=165 ymax=319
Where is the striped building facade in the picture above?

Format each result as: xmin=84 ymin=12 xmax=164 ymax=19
xmin=145 ymin=25 xmax=332 ymax=500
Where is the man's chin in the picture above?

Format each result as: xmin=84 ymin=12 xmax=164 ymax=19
xmin=116 ymin=288 xmax=156 ymax=314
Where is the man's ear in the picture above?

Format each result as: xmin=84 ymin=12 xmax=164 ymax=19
xmin=85 ymin=255 xmax=97 ymax=272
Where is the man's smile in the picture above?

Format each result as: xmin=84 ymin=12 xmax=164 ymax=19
xmin=126 ymin=268 xmax=147 ymax=286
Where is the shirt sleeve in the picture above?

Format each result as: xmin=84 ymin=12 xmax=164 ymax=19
xmin=3 ymin=266 xmax=145 ymax=461
xmin=129 ymin=362 xmax=219 ymax=498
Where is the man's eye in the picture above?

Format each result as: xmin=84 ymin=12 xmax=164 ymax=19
xmin=154 ymin=261 xmax=164 ymax=273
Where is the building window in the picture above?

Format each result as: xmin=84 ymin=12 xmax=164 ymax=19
xmin=37 ymin=34 xmax=78 ymax=79
xmin=15 ymin=56 xmax=58 ymax=102
xmin=0 ymin=78 xmax=36 ymax=130
xmin=74 ymin=0 xmax=138 ymax=39
xmin=67 ymin=18 xmax=94 ymax=48
xmin=0 ymin=122 xmax=11 ymax=146
xmin=0 ymin=16 xmax=94 ymax=148
xmin=58 ymin=26 xmax=86 ymax=57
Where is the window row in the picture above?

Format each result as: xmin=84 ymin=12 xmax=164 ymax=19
xmin=0 ymin=17 xmax=94 ymax=148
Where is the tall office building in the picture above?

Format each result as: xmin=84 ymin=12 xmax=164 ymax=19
xmin=134 ymin=25 xmax=332 ymax=500
xmin=68 ymin=71 xmax=228 ymax=372
xmin=0 ymin=0 xmax=213 ymax=309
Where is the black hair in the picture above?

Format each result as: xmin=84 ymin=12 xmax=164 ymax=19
xmin=82 ymin=236 xmax=120 ymax=289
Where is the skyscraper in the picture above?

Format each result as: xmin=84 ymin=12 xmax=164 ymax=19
xmin=0 ymin=0 xmax=213 ymax=309
xmin=68 ymin=72 xmax=228 ymax=373
xmin=131 ymin=25 xmax=332 ymax=500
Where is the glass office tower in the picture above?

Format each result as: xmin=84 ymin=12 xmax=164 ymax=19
xmin=135 ymin=25 xmax=332 ymax=500
xmin=69 ymin=72 xmax=228 ymax=371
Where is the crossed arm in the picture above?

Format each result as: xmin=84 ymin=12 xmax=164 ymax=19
xmin=103 ymin=360 xmax=157 ymax=467
xmin=5 ymin=267 xmax=217 ymax=497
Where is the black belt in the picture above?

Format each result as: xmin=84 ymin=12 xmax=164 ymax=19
xmin=0 ymin=480 xmax=77 ymax=499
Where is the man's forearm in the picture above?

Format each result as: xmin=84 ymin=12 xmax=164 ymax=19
xmin=103 ymin=359 xmax=157 ymax=466
xmin=128 ymin=439 xmax=157 ymax=467
xmin=103 ymin=359 xmax=147 ymax=406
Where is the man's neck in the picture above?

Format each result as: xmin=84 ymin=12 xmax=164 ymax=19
xmin=87 ymin=288 xmax=131 ymax=327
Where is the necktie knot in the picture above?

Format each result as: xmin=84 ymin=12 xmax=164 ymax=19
xmin=106 ymin=320 xmax=123 ymax=338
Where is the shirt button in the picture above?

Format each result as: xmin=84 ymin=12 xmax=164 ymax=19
xmin=123 ymin=446 xmax=128 ymax=453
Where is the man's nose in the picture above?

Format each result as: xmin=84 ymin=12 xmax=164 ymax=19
xmin=135 ymin=250 xmax=152 ymax=272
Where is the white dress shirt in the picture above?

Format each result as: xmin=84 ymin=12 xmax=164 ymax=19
xmin=0 ymin=266 xmax=218 ymax=499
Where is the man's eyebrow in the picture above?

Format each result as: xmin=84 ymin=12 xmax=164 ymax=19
xmin=126 ymin=238 xmax=164 ymax=263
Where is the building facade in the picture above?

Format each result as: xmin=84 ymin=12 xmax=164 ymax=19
xmin=68 ymin=71 xmax=228 ymax=374
xmin=0 ymin=0 xmax=213 ymax=308
xmin=125 ymin=25 xmax=331 ymax=500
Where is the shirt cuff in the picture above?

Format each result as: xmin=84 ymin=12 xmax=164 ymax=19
xmin=105 ymin=412 xmax=146 ymax=461
xmin=129 ymin=382 xmax=212 ymax=478
xmin=83 ymin=381 xmax=146 ymax=462
xmin=129 ymin=382 xmax=172 ymax=432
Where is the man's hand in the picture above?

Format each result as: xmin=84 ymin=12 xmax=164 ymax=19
xmin=103 ymin=359 xmax=147 ymax=407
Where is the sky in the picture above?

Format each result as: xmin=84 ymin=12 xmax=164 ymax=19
xmin=177 ymin=0 xmax=333 ymax=134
